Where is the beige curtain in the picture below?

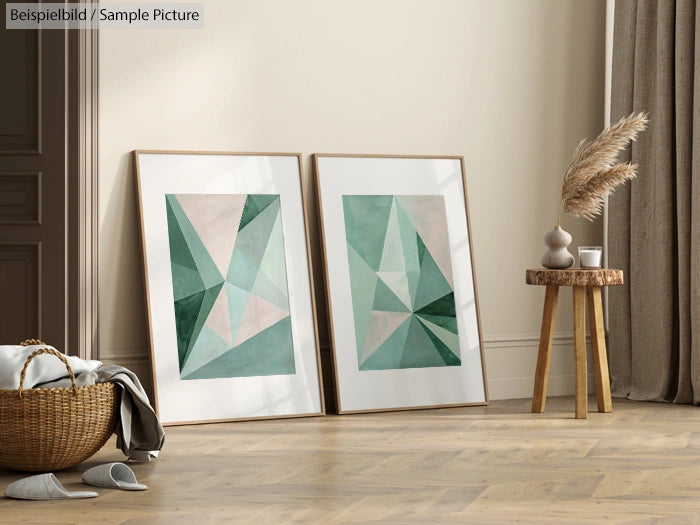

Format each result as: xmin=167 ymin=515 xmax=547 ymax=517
xmin=609 ymin=0 xmax=700 ymax=403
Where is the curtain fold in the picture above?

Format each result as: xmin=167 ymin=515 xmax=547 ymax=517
xmin=609 ymin=0 xmax=700 ymax=403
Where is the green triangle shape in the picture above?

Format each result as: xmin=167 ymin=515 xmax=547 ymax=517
xmin=185 ymin=283 xmax=224 ymax=367
xmin=394 ymin=199 xmax=421 ymax=273
xmin=416 ymin=315 xmax=460 ymax=356
xmin=343 ymin=195 xmax=394 ymax=271
xmin=251 ymin=265 xmax=290 ymax=311
xmin=179 ymin=324 xmax=230 ymax=378
xmin=418 ymin=317 xmax=461 ymax=366
xmin=399 ymin=316 xmax=450 ymax=369
xmin=242 ymin=199 xmax=290 ymax=311
xmin=405 ymin=233 xmax=428 ymax=304
xmin=227 ymin=248 xmax=258 ymax=292
xmin=166 ymin=195 xmax=199 ymax=272
xmin=166 ymin=194 xmax=224 ymax=290
xmin=257 ymin=206 xmax=289 ymax=295
xmin=225 ymin=282 xmax=250 ymax=349
xmin=174 ymin=290 xmax=205 ymax=370
xmin=378 ymin=199 xmax=405 ymax=272
xmin=413 ymin=236 xmax=453 ymax=311
xmin=415 ymin=292 xmax=457 ymax=318
xmin=372 ymin=277 xmax=411 ymax=313
xmin=405 ymin=270 xmax=421 ymax=306
xmin=358 ymin=316 xmax=412 ymax=371
xmin=235 ymin=196 xmax=281 ymax=269
xmin=238 ymin=194 xmax=279 ymax=232
xmin=171 ymin=263 xmax=206 ymax=302
xmin=182 ymin=316 xmax=295 ymax=379
xmin=415 ymin=312 xmax=458 ymax=334
xmin=347 ymin=244 xmax=379 ymax=361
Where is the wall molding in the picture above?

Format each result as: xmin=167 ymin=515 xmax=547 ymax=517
xmin=81 ymin=23 xmax=99 ymax=360
xmin=68 ymin=11 xmax=99 ymax=360
xmin=483 ymin=331 xmax=587 ymax=348
xmin=99 ymin=349 xmax=150 ymax=364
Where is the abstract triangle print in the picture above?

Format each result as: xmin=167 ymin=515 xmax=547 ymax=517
xmin=166 ymin=194 xmax=295 ymax=379
xmin=342 ymin=195 xmax=461 ymax=371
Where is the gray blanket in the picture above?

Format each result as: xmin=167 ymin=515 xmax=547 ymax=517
xmin=38 ymin=365 xmax=165 ymax=461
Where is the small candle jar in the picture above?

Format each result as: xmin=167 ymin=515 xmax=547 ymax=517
xmin=578 ymin=246 xmax=602 ymax=269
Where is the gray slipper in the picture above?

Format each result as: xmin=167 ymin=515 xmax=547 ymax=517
xmin=4 ymin=473 xmax=98 ymax=500
xmin=82 ymin=462 xmax=147 ymax=491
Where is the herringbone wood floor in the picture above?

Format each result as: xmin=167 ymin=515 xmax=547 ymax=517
xmin=2 ymin=396 xmax=700 ymax=524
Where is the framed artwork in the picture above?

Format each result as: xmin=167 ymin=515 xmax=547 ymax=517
xmin=134 ymin=151 xmax=324 ymax=424
xmin=314 ymin=154 xmax=488 ymax=413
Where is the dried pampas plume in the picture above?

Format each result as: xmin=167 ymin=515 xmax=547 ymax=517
xmin=557 ymin=112 xmax=648 ymax=225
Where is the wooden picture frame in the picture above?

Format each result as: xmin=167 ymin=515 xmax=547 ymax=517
xmin=134 ymin=150 xmax=324 ymax=424
xmin=313 ymin=154 xmax=488 ymax=413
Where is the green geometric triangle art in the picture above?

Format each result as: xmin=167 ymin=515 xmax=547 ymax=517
xmin=342 ymin=195 xmax=461 ymax=371
xmin=165 ymin=194 xmax=295 ymax=379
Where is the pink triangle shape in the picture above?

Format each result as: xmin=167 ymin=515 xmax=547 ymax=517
xmin=203 ymin=286 xmax=233 ymax=347
xmin=176 ymin=194 xmax=246 ymax=278
xmin=361 ymin=310 xmax=411 ymax=364
xmin=233 ymin=292 xmax=290 ymax=347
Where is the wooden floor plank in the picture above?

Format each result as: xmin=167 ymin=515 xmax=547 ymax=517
xmin=2 ymin=397 xmax=700 ymax=523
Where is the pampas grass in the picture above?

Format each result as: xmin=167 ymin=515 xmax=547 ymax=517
xmin=557 ymin=112 xmax=648 ymax=225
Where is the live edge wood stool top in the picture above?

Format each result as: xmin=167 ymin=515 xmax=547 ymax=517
xmin=526 ymin=268 xmax=623 ymax=287
xmin=525 ymin=268 xmax=623 ymax=419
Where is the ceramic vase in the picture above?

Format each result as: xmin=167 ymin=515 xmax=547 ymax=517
xmin=541 ymin=226 xmax=574 ymax=269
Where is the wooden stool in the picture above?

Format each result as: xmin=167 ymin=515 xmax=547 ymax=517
xmin=525 ymin=268 xmax=623 ymax=419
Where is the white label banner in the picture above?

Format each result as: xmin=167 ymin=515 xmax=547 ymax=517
xmin=6 ymin=3 xmax=204 ymax=29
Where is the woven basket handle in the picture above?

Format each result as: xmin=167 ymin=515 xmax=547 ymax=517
xmin=18 ymin=348 xmax=78 ymax=398
xmin=20 ymin=338 xmax=45 ymax=346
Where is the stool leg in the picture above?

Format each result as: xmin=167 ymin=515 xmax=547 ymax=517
xmin=532 ymin=284 xmax=559 ymax=413
xmin=587 ymin=286 xmax=612 ymax=413
xmin=573 ymin=285 xmax=587 ymax=419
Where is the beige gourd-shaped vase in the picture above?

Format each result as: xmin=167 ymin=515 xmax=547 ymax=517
xmin=541 ymin=226 xmax=574 ymax=269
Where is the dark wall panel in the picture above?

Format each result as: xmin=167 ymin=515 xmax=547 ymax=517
xmin=0 ymin=243 xmax=39 ymax=341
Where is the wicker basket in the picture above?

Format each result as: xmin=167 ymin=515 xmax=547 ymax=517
xmin=0 ymin=344 xmax=119 ymax=472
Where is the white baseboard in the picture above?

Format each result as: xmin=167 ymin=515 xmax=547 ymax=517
xmin=483 ymin=332 xmax=598 ymax=400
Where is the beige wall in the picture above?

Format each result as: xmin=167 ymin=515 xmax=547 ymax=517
xmin=98 ymin=0 xmax=606 ymax=401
